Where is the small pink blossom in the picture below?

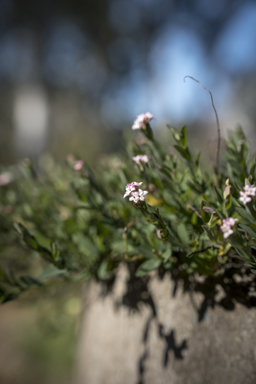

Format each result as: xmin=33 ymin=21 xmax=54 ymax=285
xmin=73 ymin=160 xmax=84 ymax=171
xmin=123 ymin=183 xmax=136 ymax=198
xmin=222 ymin=218 xmax=238 ymax=227
xmin=0 ymin=172 xmax=12 ymax=187
xmin=132 ymin=155 xmax=150 ymax=166
xmin=220 ymin=223 xmax=234 ymax=239
xmin=132 ymin=112 xmax=154 ymax=130
xmin=239 ymin=191 xmax=251 ymax=205
xmin=131 ymin=181 xmax=143 ymax=187
xmin=123 ymin=181 xmax=148 ymax=204
xmin=220 ymin=217 xmax=238 ymax=239
xmin=129 ymin=189 xmax=148 ymax=203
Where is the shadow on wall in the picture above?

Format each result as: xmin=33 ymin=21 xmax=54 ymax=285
xmin=93 ymin=261 xmax=256 ymax=384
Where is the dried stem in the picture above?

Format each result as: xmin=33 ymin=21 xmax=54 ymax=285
xmin=183 ymin=76 xmax=221 ymax=173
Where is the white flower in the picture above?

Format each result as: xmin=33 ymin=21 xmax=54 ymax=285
xmin=220 ymin=223 xmax=234 ymax=239
xmin=220 ymin=217 xmax=238 ymax=239
xmin=129 ymin=189 xmax=148 ymax=203
xmin=132 ymin=112 xmax=154 ymax=130
xmin=132 ymin=155 xmax=150 ymax=166
xmin=222 ymin=218 xmax=238 ymax=227
xmin=129 ymin=191 xmax=140 ymax=203
xmin=239 ymin=191 xmax=252 ymax=205
xmin=244 ymin=184 xmax=256 ymax=196
xmin=123 ymin=183 xmax=136 ymax=198
xmin=123 ymin=181 xmax=148 ymax=204
xmin=137 ymin=189 xmax=148 ymax=201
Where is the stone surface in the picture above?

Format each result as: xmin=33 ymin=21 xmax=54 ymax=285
xmin=74 ymin=264 xmax=256 ymax=384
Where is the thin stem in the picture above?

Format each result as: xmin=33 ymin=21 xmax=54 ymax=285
xmin=188 ymin=205 xmax=202 ymax=218
xmin=186 ymin=246 xmax=219 ymax=258
xmin=183 ymin=76 xmax=221 ymax=173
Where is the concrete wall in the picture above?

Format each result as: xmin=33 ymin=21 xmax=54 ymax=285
xmin=75 ymin=264 xmax=256 ymax=384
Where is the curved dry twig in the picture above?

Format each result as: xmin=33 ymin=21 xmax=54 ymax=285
xmin=183 ymin=76 xmax=221 ymax=173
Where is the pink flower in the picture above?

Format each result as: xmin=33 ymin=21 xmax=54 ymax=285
xmin=222 ymin=218 xmax=238 ymax=227
xmin=0 ymin=172 xmax=12 ymax=187
xmin=131 ymin=181 xmax=143 ymax=187
xmin=123 ymin=183 xmax=136 ymax=198
xmin=132 ymin=155 xmax=150 ymax=166
xmin=239 ymin=191 xmax=251 ymax=205
xmin=129 ymin=189 xmax=148 ymax=203
xmin=220 ymin=223 xmax=234 ymax=239
xmin=132 ymin=112 xmax=154 ymax=130
xmin=123 ymin=182 xmax=148 ymax=204
xmin=220 ymin=217 xmax=238 ymax=239
xmin=73 ymin=160 xmax=84 ymax=171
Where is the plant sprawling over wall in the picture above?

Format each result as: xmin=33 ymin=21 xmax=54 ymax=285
xmin=1 ymin=116 xmax=256 ymax=303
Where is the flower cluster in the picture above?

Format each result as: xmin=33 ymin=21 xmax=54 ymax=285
xmin=123 ymin=181 xmax=148 ymax=204
xmin=220 ymin=217 xmax=238 ymax=239
xmin=239 ymin=184 xmax=256 ymax=205
xmin=132 ymin=112 xmax=154 ymax=130
xmin=132 ymin=155 xmax=150 ymax=166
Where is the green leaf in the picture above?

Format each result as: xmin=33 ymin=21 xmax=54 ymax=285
xmin=97 ymin=260 xmax=113 ymax=280
xmin=249 ymin=160 xmax=256 ymax=177
xmin=180 ymin=126 xmax=188 ymax=148
xmin=137 ymin=244 xmax=155 ymax=259
xmin=50 ymin=242 xmax=60 ymax=262
xmin=239 ymin=224 xmax=256 ymax=239
xmin=233 ymin=247 xmax=249 ymax=261
xmin=201 ymin=201 xmax=211 ymax=223
xmin=225 ymin=193 xmax=232 ymax=211
xmin=146 ymin=213 xmax=159 ymax=225
xmin=209 ymin=217 xmax=220 ymax=229
xmin=14 ymin=223 xmax=39 ymax=251
xmin=23 ymin=235 xmax=39 ymax=250
xmin=235 ymin=207 xmax=255 ymax=224
xmin=174 ymin=145 xmax=191 ymax=161
xmin=214 ymin=187 xmax=223 ymax=204
xmin=176 ymin=223 xmax=189 ymax=245
xmin=39 ymin=268 xmax=68 ymax=281
xmin=195 ymin=152 xmax=201 ymax=167
xmin=135 ymin=258 xmax=161 ymax=277
xmin=202 ymin=225 xmax=214 ymax=241
xmin=19 ymin=276 xmax=42 ymax=287
xmin=167 ymin=125 xmax=180 ymax=143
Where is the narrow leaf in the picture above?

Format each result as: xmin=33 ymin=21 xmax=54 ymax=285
xmin=135 ymin=258 xmax=161 ymax=277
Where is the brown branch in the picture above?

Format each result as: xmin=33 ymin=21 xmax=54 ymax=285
xmin=183 ymin=76 xmax=221 ymax=173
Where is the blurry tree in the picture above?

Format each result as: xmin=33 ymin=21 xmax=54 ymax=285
xmin=0 ymin=0 xmax=255 ymax=165
xmin=0 ymin=0 xmax=247 ymax=90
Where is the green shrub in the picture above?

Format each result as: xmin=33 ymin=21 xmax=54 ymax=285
xmin=1 ymin=113 xmax=256 ymax=302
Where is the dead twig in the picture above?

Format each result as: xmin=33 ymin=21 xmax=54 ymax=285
xmin=183 ymin=76 xmax=221 ymax=174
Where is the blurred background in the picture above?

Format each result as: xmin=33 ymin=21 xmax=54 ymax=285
xmin=1 ymin=0 xmax=256 ymax=383
xmin=1 ymin=0 xmax=256 ymax=165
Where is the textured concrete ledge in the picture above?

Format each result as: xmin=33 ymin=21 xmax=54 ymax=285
xmin=75 ymin=264 xmax=256 ymax=384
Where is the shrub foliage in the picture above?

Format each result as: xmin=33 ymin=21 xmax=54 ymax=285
xmin=1 ymin=118 xmax=256 ymax=302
